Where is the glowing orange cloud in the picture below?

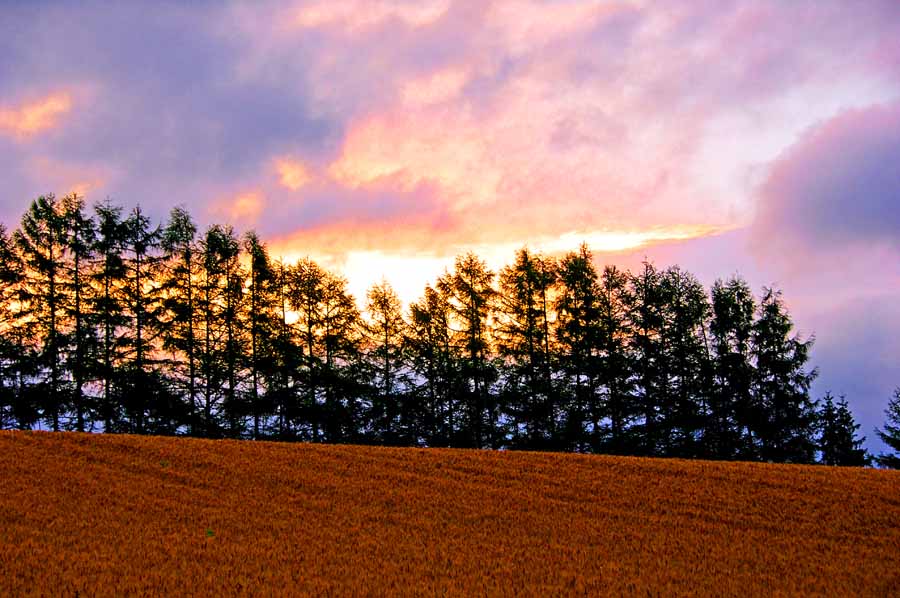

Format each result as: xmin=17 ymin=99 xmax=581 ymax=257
xmin=0 ymin=92 xmax=72 ymax=139
xmin=213 ymin=191 xmax=265 ymax=224
xmin=274 ymin=158 xmax=313 ymax=191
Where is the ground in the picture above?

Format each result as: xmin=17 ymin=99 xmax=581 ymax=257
xmin=1 ymin=431 xmax=898 ymax=596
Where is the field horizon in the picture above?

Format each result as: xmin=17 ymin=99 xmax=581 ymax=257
xmin=2 ymin=430 xmax=899 ymax=595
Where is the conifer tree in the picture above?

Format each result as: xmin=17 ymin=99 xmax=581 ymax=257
xmin=626 ymin=262 xmax=667 ymax=456
xmin=270 ymin=258 xmax=302 ymax=439
xmin=244 ymin=232 xmax=277 ymax=439
xmin=61 ymin=194 xmax=96 ymax=432
xmin=708 ymin=277 xmax=756 ymax=459
xmin=659 ymin=266 xmax=712 ymax=458
xmin=874 ymin=388 xmax=900 ymax=469
xmin=595 ymin=265 xmax=634 ymax=453
xmin=318 ymin=272 xmax=362 ymax=443
xmin=196 ymin=224 xmax=240 ymax=437
xmin=14 ymin=195 xmax=70 ymax=431
xmin=160 ymin=206 xmax=199 ymax=433
xmin=408 ymin=284 xmax=459 ymax=446
xmin=752 ymin=288 xmax=818 ymax=463
xmin=119 ymin=206 xmax=166 ymax=433
xmin=555 ymin=245 xmax=602 ymax=451
xmin=438 ymin=253 xmax=497 ymax=448
xmin=92 ymin=199 xmax=129 ymax=431
xmin=496 ymin=247 xmax=557 ymax=449
xmin=363 ymin=280 xmax=409 ymax=444
xmin=0 ymin=225 xmax=22 ymax=429
xmin=817 ymin=392 xmax=869 ymax=466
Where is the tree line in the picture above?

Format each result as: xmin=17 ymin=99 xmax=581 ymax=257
xmin=1 ymin=193 xmax=895 ymax=467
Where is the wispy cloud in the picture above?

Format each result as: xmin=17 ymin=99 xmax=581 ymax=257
xmin=0 ymin=92 xmax=72 ymax=139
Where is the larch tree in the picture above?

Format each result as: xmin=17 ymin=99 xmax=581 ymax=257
xmin=120 ymin=206 xmax=166 ymax=433
xmin=595 ymin=264 xmax=634 ymax=454
xmin=495 ymin=247 xmax=557 ymax=450
xmin=626 ymin=262 xmax=667 ymax=456
xmin=817 ymin=392 xmax=869 ymax=466
xmin=92 ymin=199 xmax=129 ymax=432
xmin=659 ymin=266 xmax=712 ymax=458
xmin=160 ymin=206 xmax=199 ymax=433
xmin=14 ymin=195 xmax=70 ymax=431
xmin=752 ymin=288 xmax=818 ymax=464
xmin=438 ymin=253 xmax=497 ymax=448
xmin=708 ymin=277 xmax=756 ymax=460
xmin=363 ymin=280 xmax=409 ymax=445
xmin=61 ymin=194 xmax=97 ymax=432
xmin=874 ymin=388 xmax=900 ymax=469
xmin=407 ymin=284 xmax=458 ymax=447
xmin=244 ymin=231 xmax=277 ymax=439
xmin=0 ymin=225 xmax=22 ymax=429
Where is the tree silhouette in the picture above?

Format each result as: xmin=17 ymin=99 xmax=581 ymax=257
xmin=496 ymin=248 xmax=557 ymax=450
xmin=874 ymin=388 xmax=900 ymax=469
xmin=92 ymin=199 xmax=129 ymax=432
xmin=0 ymin=195 xmax=869 ymax=466
xmin=817 ymin=392 xmax=869 ymax=466
xmin=407 ymin=284 xmax=459 ymax=447
xmin=14 ymin=195 xmax=70 ymax=431
xmin=708 ymin=277 xmax=756 ymax=459
xmin=439 ymin=253 xmax=497 ymax=448
xmin=61 ymin=194 xmax=97 ymax=432
xmin=0 ymin=225 xmax=23 ymax=428
xmin=243 ymin=232 xmax=277 ymax=440
xmin=363 ymin=280 xmax=409 ymax=444
xmin=752 ymin=288 xmax=818 ymax=463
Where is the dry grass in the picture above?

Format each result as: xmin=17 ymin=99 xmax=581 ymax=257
xmin=1 ymin=431 xmax=898 ymax=596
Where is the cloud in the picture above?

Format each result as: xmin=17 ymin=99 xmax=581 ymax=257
xmin=0 ymin=92 xmax=72 ymax=139
xmin=755 ymin=101 xmax=900 ymax=255
xmin=274 ymin=158 xmax=314 ymax=191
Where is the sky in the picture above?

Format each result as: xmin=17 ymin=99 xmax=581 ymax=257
xmin=1 ymin=1 xmax=899 ymax=452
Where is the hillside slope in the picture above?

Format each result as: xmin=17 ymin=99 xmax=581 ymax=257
xmin=1 ymin=431 xmax=898 ymax=596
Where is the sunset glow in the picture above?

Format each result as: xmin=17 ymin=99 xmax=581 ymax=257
xmin=1 ymin=1 xmax=899 ymax=446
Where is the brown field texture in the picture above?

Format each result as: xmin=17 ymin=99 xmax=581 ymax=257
xmin=1 ymin=432 xmax=899 ymax=596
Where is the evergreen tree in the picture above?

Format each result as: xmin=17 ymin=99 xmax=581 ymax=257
xmin=92 ymin=199 xmax=129 ymax=432
xmin=0 ymin=225 xmax=22 ymax=429
xmin=752 ymin=288 xmax=818 ymax=463
xmin=407 ymin=284 xmax=459 ymax=447
xmin=595 ymin=265 xmax=635 ymax=454
xmin=160 ymin=206 xmax=199 ymax=434
xmin=363 ymin=280 xmax=409 ymax=444
xmin=495 ymin=247 xmax=557 ymax=450
xmin=318 ymin=272 xmax=362 ymax=443
xmin=874 ymin=388 xmax=900 ymax=469
xmin=555 ymin=245 xmax=603 ymax=451
xmin=270 ymin=258 xmax=302 ymax=439
xmin=196 ymin=224 xmax=240 ymax=437
xmin=119 ymin=206 xmax=167 ymax=433
xmin=626 ymin=262 xmax=667 ymax=456
xmin=14 ymin=195 xmax=71 ymax=431
xmin=817 ymin=392 xmax=869 ymax=466
xmin=708 ymin=277 xmax=756 ymax=459
xmin=658 ymin=266 xmax=711 ymax=458
xmin=244 ymin=232 xmax=277 ymax=439
xmin=60 ymin=194 xmax=97 ymax=432
xmin=438 ymin=253 xmax=497 ymax=448
xmin=288 ymin=258 xmax=328 ymax=440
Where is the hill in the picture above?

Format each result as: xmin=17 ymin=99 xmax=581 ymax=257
xmin=1 ymin=431 xmax=898 ymax=596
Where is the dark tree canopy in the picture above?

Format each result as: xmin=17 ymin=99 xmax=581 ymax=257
xmin=0 ymin=195 xmax=878 ymax=467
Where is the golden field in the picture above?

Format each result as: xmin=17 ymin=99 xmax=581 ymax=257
xmin=0 ymin=431 xmax=898 ymax=596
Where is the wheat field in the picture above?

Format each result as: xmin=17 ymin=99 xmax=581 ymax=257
xmin=1 ymin=431 xmax=898 ymax=596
